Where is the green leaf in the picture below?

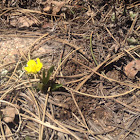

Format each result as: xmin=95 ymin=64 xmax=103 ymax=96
xmin=111 ymin=13 xmax=115 ymax=22
xmin=37 ymin=83 xmax=43 ymax=90
xmin=25 ymin=136 xmax=31 ymax=140
xmin=127 ymin=37 xmax=139 ymax=45
xmin=51 ymin=83 xmax=62 ymax=91
xmin=42 ymin=66 xmax=54 ymax=85
xmin=43 ymin=69 xmax=46 ymax=79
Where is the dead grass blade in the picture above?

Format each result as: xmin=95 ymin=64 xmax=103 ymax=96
xmin=55 ymin=38 xmax=90 ymax=60
xmin=123 ymin=123 xmax=140 ymax=139
xmin=121 ymin=13 xmax=138 ymax=47
xmin=17 ymin=9 xmax=62 ymax=17
xmin=1 ymin=57 xmax=21 ymax=89
xmin=73 ymin=53 xmax=111 ymax=90
xmin=53 ymin=47 xmax=82 ymax=79
xmin=70 ymin=91 xmax=91 ymax=139
xmin=113 ymin=99 xmax=140 ymax=113
xmin=72 ymin=52 xmax=140 ymax=89
xmin=104 ymin=25 xmax=120 ymax=46
xmin=75 ymin=71 xmax=94 ymax=91
xmin=65 ymin=76 xmax=87 ymax=85
xmin=105 ymin=45 xmax=140 ymax=67
xmin=46 ymin=112 xmax=81 ymax=140
xmin=40 ymin=88 xmax=50 ymax=140
xmin=27 ymin=87 xmax=42 ymax=139
xmin=0 ymin=100 xmax=22 ymax=134
xmin=66 ymin=87 xmax=136 ymax=99
xmin=28 ymin=32 xmax=50 ymax=59
xmin=0 ymin=8 xmax=14 ymax=17
xmin=0 ymin=61 xmax=16 ymax=70
xmin=111 ymin=124 xmax=140 ymax=137
xmin=90 ymin=31 xmax=98 ymax=66
xmin=20 ymin=113 xmax=69 ymax=134
xmin=0 ymin=119 xmax=6 ymax=140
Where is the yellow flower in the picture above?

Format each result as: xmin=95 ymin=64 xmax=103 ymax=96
xmin=24 ymin=58 xmax=43 ymax=74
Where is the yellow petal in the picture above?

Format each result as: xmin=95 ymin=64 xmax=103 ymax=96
xmin=25 ymin=58 xmax=43 ymax=74
xmin=24 ymin=67 xmax=31 ymax=73
xmin=27 ymin=60 xmax=36 ymax=66
xmin=37 ymin=58 xmax=40 ymax=64
xmin=36 ymin=58 xmax=43 ymax=72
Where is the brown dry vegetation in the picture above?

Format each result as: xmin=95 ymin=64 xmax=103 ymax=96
xmin=0 ymin=0 xmax=140 ymax=140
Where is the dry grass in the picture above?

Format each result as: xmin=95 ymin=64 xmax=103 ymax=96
xmin=0 ymin=0 xmax=140 ymax=139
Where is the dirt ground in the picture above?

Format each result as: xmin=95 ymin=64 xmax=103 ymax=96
xmin=0 ymin=0 xmax=140 ymax=140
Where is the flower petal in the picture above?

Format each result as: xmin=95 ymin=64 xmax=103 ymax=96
xmin=27 ymin=60 xmax=36 ymax=66
xmin=24 ymin=58 xmax=43 ymax=74
xmin=24 ymin=67 xmax=31 ymax=73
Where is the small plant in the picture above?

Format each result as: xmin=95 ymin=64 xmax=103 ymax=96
xmin=127 ymin=37 xmax=139 ymax=45
xmin=129 ymin=11 xmax=138 ymax=20
xmin=111 ymin=12 xmax=116 ymax=22
xmin=24 ymin=58 xmax=62 ymax=93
